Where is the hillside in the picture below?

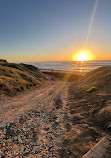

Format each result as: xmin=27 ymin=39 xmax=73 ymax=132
xmin=59 ymin=66 xmax=111 ymax=157
xmin=0 ymin=61 xmax=49 ymax=96
xmin=1 ymin=65 xmax=111 ymax=157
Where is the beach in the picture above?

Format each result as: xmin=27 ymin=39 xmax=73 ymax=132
xmin=40 ymin=69 xmax=85 ymax=82
xmin=0 ymin=63 xmax=111 ymax=157
xmin=25 ymin=60 xmax=111 ymax=72
xmin=1 ymin=0 xmax=111 ymax=157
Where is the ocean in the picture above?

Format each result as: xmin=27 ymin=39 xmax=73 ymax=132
xmin=24 ymin=60 xmax=111 ymax=72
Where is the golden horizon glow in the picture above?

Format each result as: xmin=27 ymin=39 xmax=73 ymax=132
xmin=72 ymin=50 xmax=94 ymax=61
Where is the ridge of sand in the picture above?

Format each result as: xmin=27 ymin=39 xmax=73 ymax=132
xmin=83 ymin=136 xmax=111 ymax=158
xmin=1 ymin=66 xmax=111 ymax=157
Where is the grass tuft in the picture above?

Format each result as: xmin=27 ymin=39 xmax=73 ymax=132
xmin=85 ymin=86 xmax=98 ymax=93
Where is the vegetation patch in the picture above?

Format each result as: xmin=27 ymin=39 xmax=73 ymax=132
xmin=85 ymin=86 xmax=98 ymax=93
xmin=0 ymin=61 xmax=48 ymax=96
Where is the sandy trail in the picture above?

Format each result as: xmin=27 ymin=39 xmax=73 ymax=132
xmin=0 ymin=81 xmax=66 ymax=125
xmin=1 ymin=80 xmax=111 ymax=157
xmin=0 ymin=81 xmax=70 ymax=157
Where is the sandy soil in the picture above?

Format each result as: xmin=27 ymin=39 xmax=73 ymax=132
xmin=40 ymin=69 xmax=84 ymax=82
xmin=1 ymin=68 xmax=111 ymax=157
xmin=40 ymin=69 xmax=86 ymax=75
xmin=0 ymin=80 xmax=71 ymax=157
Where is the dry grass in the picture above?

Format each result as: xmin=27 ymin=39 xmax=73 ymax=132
xmin=85 ymin=86 xmax=98 ymax=93
xmin=0 ymin=62 xmax=48 ymax=96
xmin=82 ymin=66 xmax=111 ymax=86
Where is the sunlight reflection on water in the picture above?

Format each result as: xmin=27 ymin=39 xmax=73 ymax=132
xmin=24 ymin=60 xmax=111 ymax=72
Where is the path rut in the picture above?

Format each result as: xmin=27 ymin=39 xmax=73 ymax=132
xmin=0 ymin=81 xmax=70 ymax=157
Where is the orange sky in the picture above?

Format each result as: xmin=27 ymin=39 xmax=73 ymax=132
xmin=0 ymin=0 xmax=111 ymax=62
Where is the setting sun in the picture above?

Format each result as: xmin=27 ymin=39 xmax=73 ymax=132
xmin=77 ymin=53 xmax=89 ymax=61
xmin=72 ymin=50 xmax=93 ymax=61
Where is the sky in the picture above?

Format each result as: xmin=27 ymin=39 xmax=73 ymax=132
xmin=0 ymin=0 xmax=111 ymax=62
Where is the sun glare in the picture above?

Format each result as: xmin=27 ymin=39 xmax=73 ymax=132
xmin=72 ymin=50 xmax=93 ymax=61
xmin=77 ymin=53 xmax=88 ymax=61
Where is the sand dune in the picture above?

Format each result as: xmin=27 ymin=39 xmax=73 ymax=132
xmin=1 ymin=66 xmax=111 ymax=157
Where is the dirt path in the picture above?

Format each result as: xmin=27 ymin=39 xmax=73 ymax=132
xmin=0 ymin=81 xmax=70 ymax=157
